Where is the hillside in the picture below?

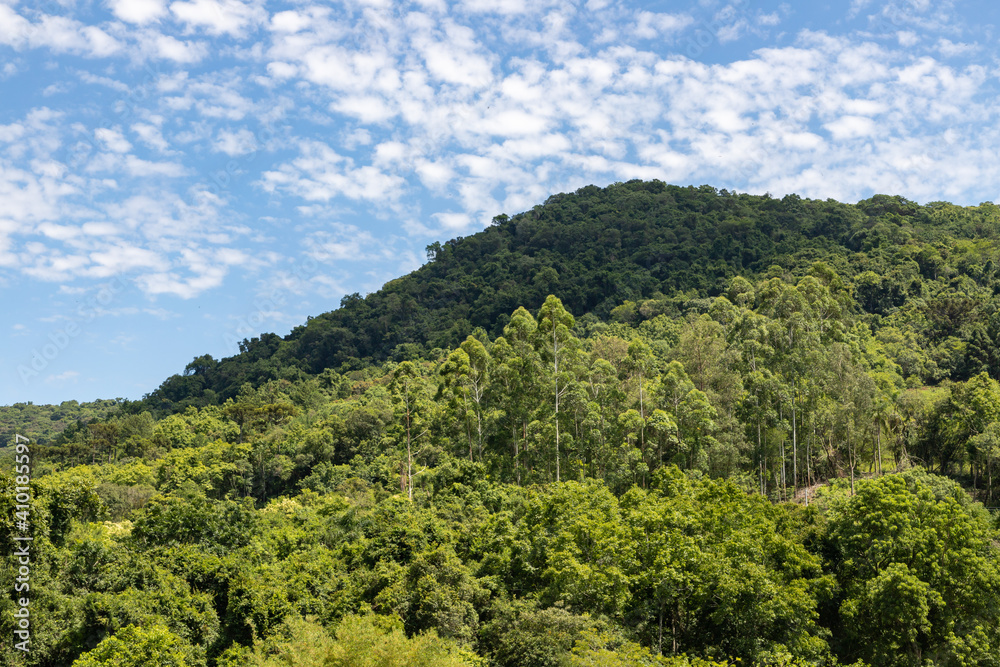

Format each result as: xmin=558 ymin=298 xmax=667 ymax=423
xmin=0 ymin=399 xmax=120 ymax=449
xmin=8 ymin=181 xmax=1000 ymax=665
xmin=137 ymin=181 xmax=1000 ymax=416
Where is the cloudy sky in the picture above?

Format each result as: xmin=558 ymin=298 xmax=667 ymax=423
xmin=2 ymin=0 xmax=1000 ymax=406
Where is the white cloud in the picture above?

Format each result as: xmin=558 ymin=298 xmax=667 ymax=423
xmin=95 ymin=127 xmax=132 ymax=153
xmin=261 ymin=140 xmax=406 ymax=204
xmin=89 ymin=245 xmax=165 ymax=275
xmin=81 ymin=26 xmax=122 ymax=57
xmin=332 ymin=96 xmax=397 ymax=123
xmin=415 ymin=160 xmax=453 ymax=189
xmin=138 ymin=269 xmax=225 ymax=298
xmin=824 ymin=115 xmax=877 ymax=140
xmin=305 ymin=224 xmax=378 ymax=262
xmin=213 ymin=128 xmax=257 ymax=155
xmin=266 ymin=61 xmax=297 ymax=79
xmin=634 ymin=11 xmax=693 ymax=40
xmin=460 ymin=0 xmax=528 ymax=14
xmin=269 ymin=10 xmax=312 ymax=33
xmin=108 ymin=0 xmax=168 ymax=24
xmin=0 ymin=5 xmax=30 ymax=50
xmin=4 ymin=0 xmax=1000 ymax=332
xmin=170 ymin=0 xmax=266 ymax=38
xmin=131 ymin=123 xmax=171 ymax=151
xmin=0 ymin=123 xmax=26 ymax=143
xmin=46 ymin=370 xmax=79 ymax=383
xmin=77 ymin=71 xmax=129 ymax=91
xmin=435 ymin=211 xmax=471 ymax=230
xmin=936 ymin=38 xmax=975 ymax=57
xmin=153 ymin=33 xmax=209 ymax=62
xmin=116 ymin=155 xmax=186 ymax=177
xmin=412 ymin=21 xmax=494 ymax=88
xmin=758 ymin=13 xmax=781 ymax=27
xmin=481 ymin=110 xmax=550 ymax=137
xmin=0 ymin=9 xmax=122 ymax=57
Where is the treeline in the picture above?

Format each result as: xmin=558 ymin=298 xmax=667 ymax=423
xmin=136 ymin=181 xmax=1000 ymax=416
xmin=0 ymin=400 xmax=120 ymax=448
xmin=44 ymin=287 xmax=1000 ymax=502
xmin=2 ymin=427 xmax=998 ymax=664
xmin=5 ymin=291 xmax=1000 ymax=664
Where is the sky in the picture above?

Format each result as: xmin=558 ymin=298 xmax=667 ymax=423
xmin=3 ymin=0 xmax=1000 ymax=406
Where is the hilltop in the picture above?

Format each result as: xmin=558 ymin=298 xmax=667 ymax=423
xmin=135 ymin=181 xmax=1000 ymax=416
xmin=9 ymin=181 xmax=1000 ymax=665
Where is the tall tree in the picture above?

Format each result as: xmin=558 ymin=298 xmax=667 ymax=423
xmin=439 ymin=336 xmax=494 ymax=462
xmin=494 ymin=307 xmax=542 ymax=483
xmin=390 ymin=361 xmax=431 ymax=500
xmin=536 ymin=295 xmax=581 ymax=482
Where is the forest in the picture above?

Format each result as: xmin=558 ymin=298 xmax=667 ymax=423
xmin=5 ymin=181 xmax=1000 ymax=666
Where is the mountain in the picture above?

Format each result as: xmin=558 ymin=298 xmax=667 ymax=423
xmin=139 ymin=179 xmax=1000 ymax=415
xmin=12 ymin=181 xmax=1000 ymax=666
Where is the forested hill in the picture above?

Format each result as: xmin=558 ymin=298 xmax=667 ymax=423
xmin=0 ymin=400 xmax=120 ymax=448
xmin=139 ymin=180 xmax=1000 ymax=415
xmin=15 ymin=181 xmax=1000 ymax=666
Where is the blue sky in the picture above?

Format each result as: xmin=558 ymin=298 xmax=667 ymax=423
xmin=2 ymin=0 xmax=1000 ymax=406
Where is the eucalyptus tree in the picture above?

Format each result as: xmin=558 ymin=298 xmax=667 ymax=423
xmin=493 ymin=306 xmax=542 ymax=483
xmin=439 ymin=336 xmax=495 ymax=463
xmin=536 ymin=296 xmax=584 ymax=482
xmin=623 ymin=338 xmax=657 ymax=457
xmin=390 ymin=361 xmax=432 ymax=500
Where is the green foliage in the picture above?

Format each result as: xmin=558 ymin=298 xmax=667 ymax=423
xmin=481 ymin=602 xmax=607 ymax=667
xmin=19 ymin=181 xmax=1000 ymax=667
xmin=828 ymin=471 xmax=1000 ymax=665
xmin=71 ymin=624 xmax=199 ymax=667
xmin=131 ymin=489 xmax=258 ymax=553
xmin=0 ymin=398 xmax=121 ymax=447
xmin=242 ymin=614 xmax=473 ymax=667
xmin=135 ymin=181 xmax=1000 ymax=416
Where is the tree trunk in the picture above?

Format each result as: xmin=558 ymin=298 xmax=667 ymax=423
xmin=876 ymin=419 xmax=882 ymax=476
xmin=849 ymin=425 xmax=855 ymax=496
xmin=758 ymin=420 xmax=764 ymax=496
xmin=672 ymin=606 xmax=678 ymax=655
xmin=553 ymin=327 xmax=561 ymax=483
xmin=407 ymin=405 xmax=413 ymax=501
xmin=513 ymin=426 xmax=520 ymax=485
xmin=792 ymin=398 xmax=798 ymax=497
xmin=658 ymin=604 xmax=663 ymax=656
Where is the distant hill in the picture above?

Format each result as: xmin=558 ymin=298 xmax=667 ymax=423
xmin=134 ymin=180 xmax=1000 ymax=415
xmin=0 ymin=399 xmax=121 ymax=447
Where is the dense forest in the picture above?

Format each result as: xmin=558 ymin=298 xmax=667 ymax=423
xmin=0 ymin=401 xmax=121 ymax=449
xmin=137 ymin=181 xmax=1000 ymax=416
xmin=6 ymin=181 xmax=1000 ymax=665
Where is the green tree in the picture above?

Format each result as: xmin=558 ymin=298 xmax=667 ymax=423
xmin=439 ymin=336 xmax=494 ymax=463
xmin=536 ymin=295 xmax=582 ymax=482
xmin=828 ymin=472 xmax=1000 ymax=666
xmin=238 ymin=614 xmax=474 ymax=667
xmin=71 ymin=624 xmax=198 ymax=667
xmin=389 ymin=362 xmax=432 ymax=501
xmin=494 ymin=307 xmax=542 ymax=483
